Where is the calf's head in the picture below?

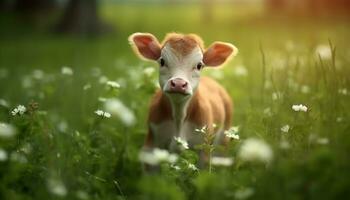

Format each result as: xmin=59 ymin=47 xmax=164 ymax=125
xmin=129 ymin=33 xmax=237 ymax=97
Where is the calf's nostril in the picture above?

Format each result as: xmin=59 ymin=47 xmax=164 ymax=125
xmin=170 ymin=80 xmax=176 ymax=87
xmin=182 ymin=82 xmax=188 ymax=88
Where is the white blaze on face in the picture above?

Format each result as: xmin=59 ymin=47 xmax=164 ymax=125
xmin=159 ymin=43 xmax=203 ymax=96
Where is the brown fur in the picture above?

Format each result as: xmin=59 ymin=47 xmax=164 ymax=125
xmin=161 ymin=33 xmax=204 ymax=56
xmin=146 ymin=77 xmax=233 ymax=146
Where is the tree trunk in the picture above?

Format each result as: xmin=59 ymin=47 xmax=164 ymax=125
xmin=56 ymin=0 xmax=110 ymax=36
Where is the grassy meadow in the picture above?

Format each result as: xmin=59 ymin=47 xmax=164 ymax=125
xmin=0 ymin=2 xmax=350 ymax=200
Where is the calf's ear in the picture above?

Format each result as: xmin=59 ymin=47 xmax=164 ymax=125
xmin=203 ymin=42 xmax=238 ymax=67
xmin=129 ymin=33 xmax=161 ymax=61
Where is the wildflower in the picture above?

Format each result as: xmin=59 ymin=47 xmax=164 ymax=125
xmin=61 ymin=66 xmax=73 ymax=75
xmin=174 ymin=136 xmax=189 ymax=150
xmin=210 ymin=70 xmax=224 ymax=80
xmin=104 ymin=98 xmax=135 ymax=126
xmin=11 ymin=105 xmax=26 ymax=116
xmin=47 ymin=177 xmax=67 ymax=197
xmin=234 ymin=187 xmax=254 ymax=200
xmin=292 ymin=104 xmax=308 ymax=112
xmin=279 ymin=139 xmax=290 ymax=149
xmin=301 ymin=85 xmax=310 ymax=94
xmin=224 ymin=126 xmax=240 ymax=140
xmin=32 ymin=69 xmax=44 ymax=80
xmin=263 ymin=107 xmax=272 ymax=116
xmin=315 ymin=44 xmax=332 ymax=60
xmin=0 ymin=99 xmax=9 ymax=107
xmin=171 ymin=164 xmax=181 ymax=171
xmin=83 ymin=84 xmax=91 ymax=90
xmin=211 ymin=157 xmax=234 ymax=167
xmin=139 ymin=148 xmax=178 ymax=165
xmin=94 ymin=110 xmax=111 ymax=118
xmin=317 ymin=137 xmax=329 ymax=145
xmin=143 ymin=67 xmax=155 ymax=77
xmin=338 ymin=88 xmax=348 ymax=95
xmin=0 ymin=148 xmax=8 ymax=161
xmin=0 ymin=122 xmax=16 ymax=138
xmin=106 ymin=81 xmax=120 ymax=89
xmin=272 ymin=92 xmax=283 ymax=101
xmin=195 ymin=125 xmax=207 ymax=134
xmin=280 ymin=125 xmax=290 ymax=133
xmin=238 ymin=138 xmax=273 ymax=163
xmin=57 ymin=121 xmax=68 ymax=132
xmin=234 ymin=65 xmax=248 ymax=77
xmin=76 ymin=190 xmax=89 ymax=200
xmin=336 ymin=117 xmax=343 ymax=122
xmin=188 ymin=163 xmax=198 ymax=171
xmin=22 ymin=76 xmax=33 ymax=88
xmin=99 ymin=76 xmax=108 ymax=84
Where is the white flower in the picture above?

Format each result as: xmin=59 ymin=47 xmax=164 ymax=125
xmin=336 ymin=117 xmax=343 ymax=122
xmin=224 ymin=126 xmax=240 ymax=140
xmin=0 ymin=99 xmax=9 ymax=107
xmin=174 ymin=137 xmax=189 ymax=150
xmin=0 ymin=148 xmax=8 ymax=161
xmin=315 ymin=44 xmax=332 ymax=60
xmin=234 ymin=65 xmax=248 ymax=77
xmin=317 ymin=137 xmax=329 ymax=145
xmin=211 ymin=157 xmax=234 ymax=166
xmin=234 ymin=187 xmax=254 ymax=200
xmin=292 ymin=104 xmax=308 ymax=112
xmin=139 ymin=148 xmax=178 ymax=165
xmin=104 ymin=98 xmax=135 ymax=126
xmin=188 ymin=163 xmax=198 ymax=171
xmin=338 ymin=88 xmax=348 ymax=95
xmin=143 ymin=67 xmax=155 ymax=77
xmin=106 ymin=81 xmax=120 ymax=89
xmin=83 ymin=84 xmax=91 ymax=90
xmin=47 ymin=177 xmax=67 ymax=197
xmin=280 ymin=125 xmax=290 ymax=133
xmin=209 ymin=70 xmax=224 ymax=80
xmin=301 ymin=85 xmax=310 ymax=94
xmin=279 ymin=139 xmax=290 ymax=149
xmin=238 ymin=138 xmax=273 ymax=163
xmin=99 ymin=76 xmax=108 ymax=84
xmin=11 ymin=105 xmax=26 ymax=116
xmin=272 ymin=92 xmax=282 ymax=101
xmin=0 ymin=122 xmax=16 ymax=138
xmin=32 ymin=69 xmax=44 ymax=80
xmin=171 ymin=164 xmax=181 ymax=171
xmin=94 ymin=110 xmax=111 ymax=118
xmin=61 ymin=66 xmax=73 ymax=75
xmin=195 ymin=125 xmax=207 ymax=134
xmin=263 ymin=107 xmax=272 ymax=116
xmin=57 ymin=121 xmax=68 ymax=132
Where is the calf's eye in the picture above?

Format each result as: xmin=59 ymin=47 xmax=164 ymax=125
xmin=159 ymin=58 xmax=165 ymax=67
xmin=196 ymin=62 xmax=203 ymax=70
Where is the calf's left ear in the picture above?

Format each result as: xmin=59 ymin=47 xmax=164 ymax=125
xmin=203 ymin=42 xmax=238 ymax=67
xmin=128 ymin=33 xmax=161 ymax=61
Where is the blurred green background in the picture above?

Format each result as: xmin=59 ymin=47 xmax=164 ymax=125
xmin=0 ymin=0 xmax=350 ymax=199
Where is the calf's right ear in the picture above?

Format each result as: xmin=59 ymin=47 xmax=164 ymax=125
xmin=129 ymin=33 xmax=161 ymax=61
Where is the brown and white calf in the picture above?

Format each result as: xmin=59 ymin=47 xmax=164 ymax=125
xmin=129 ymin=33 xmax=237 ymax=156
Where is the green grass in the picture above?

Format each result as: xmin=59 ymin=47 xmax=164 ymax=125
xmin=0 ymin=2 xmax=350 ymax=200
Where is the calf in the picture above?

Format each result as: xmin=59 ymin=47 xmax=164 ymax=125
xmin=129 ymin=33 xmax=237 ymax=158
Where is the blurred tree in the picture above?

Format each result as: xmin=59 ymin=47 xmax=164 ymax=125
xmin=202 ymin=0 xmax=213 ymax=22
xmin=14 ymin=0 xmax=57 ymax=14
xmin=56 ymin=0 xmax=111 ymax=36
xmin=266 ymin=0 xmax=350 ymax=17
